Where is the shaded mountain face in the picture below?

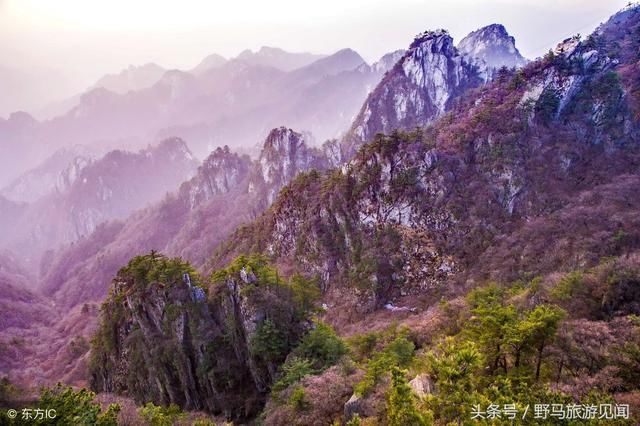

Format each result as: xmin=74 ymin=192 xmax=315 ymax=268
xmin=40 ymin=127 xmax=324 ymax=308
xmin=191 ymin=53 xmax=228 ymax=75
xmin=213 ymin=7 xmax=640 ymax=316
xmin=0 ymin=146 xmax=94 ymax=203
xmin=0 ymin=112 xmax=41 ymax=186
xmin=0 ymin=252 xmax=59 ymax=384
xmin=0 ymin=47 xmax=382 ymax=184
xmin=236 ymin=46 xmax=326 ymax=71
xmin=457 ymin=24 xmax=527 ymax=79
xmin=342 ymin=29 xmax=483 ymax=159
xmin=88 ymin=254 xmax=314 ymax=420
xmin=92 ymin=63 xmax=167 ymax=94
xmin=1 ymin=138 xmax=198 ymax=267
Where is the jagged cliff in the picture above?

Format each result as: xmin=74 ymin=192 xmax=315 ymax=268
xmin=457 ymin=24 xmax=527 ymax=79
xmin=213 ymin=7 xmax=640 ymax=315
xmin=42 ymin=127 xmax=324 ymax=306
xmin=0 ymin=138 xmax=198 ymax=267
xmin=89 ymin=253 xmax=314 ymax=420
xmin=342 ymin=29 xmax=482 ymax=158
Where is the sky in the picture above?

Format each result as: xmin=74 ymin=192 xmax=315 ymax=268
xmin=0 ymin=0 xmax=631 ymax=114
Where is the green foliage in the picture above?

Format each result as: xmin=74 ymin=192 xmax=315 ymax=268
xmin=293 ymin=322 xmax=347 ymax=370
xmin=536 ymin=87 xmax=560 ymax=124
xmin=386 ymin=367 xmax=432 ymax=426
xmin=345 ymin=414 xmax=362 ymax=426
xmin=251 ymin=318 xmax=289 ymax=362
xmin=348 ymin=331 xmax=380 ymax=361
xmin=118 ymin=251 xmax=200 ymax=290
xmin=0 ymin=376 xmax=19 ymax=401
xmin=272 ymin=357 xmax=315 ymax=392
xmin=273 ymin=322 xmax=347 ymax=392
xmin=424 ymin=338 xmax=482 ymax=424
xmin=550 ymin=271 xmax=583 ymax=301
xmin=288 ymin=386 xmax=309 ymax=412
xmin=465 ymin=284 xmax=566 ymax=381
xmin=37 ymin=384 xmax=120 ymax=426
xmin=289 ymin=274 xmax=322 ymax=315
xmin=138 ymin=402 xmax=184 ymax=426
xmin=355 ymin=335 xmax=416 ymax=396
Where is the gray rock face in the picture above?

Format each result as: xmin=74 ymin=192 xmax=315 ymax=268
xmin=252 ymin=127 xmax=326 ymax=204
xmin=89 ymin=256 xmax=308 ymax=421
xmin=0 ymin=146 xmax=93 ymax=203
xmin=182 ymin=145 xmax=251 ymax=209
xmin=458 ymin=24 xmax=527 ymax=80
xmin=409 ymin=373 xmax=436 ymax=398
xmin=343 ymin=29 xmax=482 ymax=157
xmin=344 ymin=393 xmax=364 ymax=421
xmin=371 ymin=49 xmax=406 ymax=74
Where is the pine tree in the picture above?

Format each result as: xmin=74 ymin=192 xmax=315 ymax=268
xmin=386 ymin=367 xmax=432 ymax=426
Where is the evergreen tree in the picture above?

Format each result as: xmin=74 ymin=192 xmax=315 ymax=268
xmin=386 ymin=367 xmax=432 ymax=426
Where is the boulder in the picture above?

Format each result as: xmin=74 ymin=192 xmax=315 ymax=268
xmin=409 ymin=374 xmax=436 ymax=398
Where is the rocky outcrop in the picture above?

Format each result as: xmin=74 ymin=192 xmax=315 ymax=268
xmin=251 ymin=127 xmax=327 ymax=205
xmin=409 ymin=374 xmax=436 ymax=398
xmin=181 ymin=145 xmax=251 ymax=209
xmin=1 ymin=138 xmax=199 ymax=267
xmin=0 ymin=146 xmax=93 ymax=203
xmin=343 ymin=29 xmax=482 ymax=158
xmin=458 ymin=24 xmax=527 ymax=80
xmin=213 ymin=8 xmax=640 ymax=314
xmin=89 ymin=254 xmax=310 ymax=421
xmin=344 ymin=393 xmax=364 ymax=421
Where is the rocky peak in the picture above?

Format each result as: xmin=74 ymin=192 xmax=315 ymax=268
xmin=92 ymin=63 xmax=166 ymax=94
xmin=371 ymin=49 xmax=406 ymax=74
xmin=343 ymin=28 xmax=481 ymax=158
xmin=181 ymin=145 xmax=252 ymax=209
xmin=151 ymin=137 xmax=195 ymax=161
xmin=458 ymin=24 xmax=527 ymax=80
xmin=191 ymin=53 xmax=227 ymax=75
xmin=256 ymin=127 xmax=322 ymax=203
xmin=0 ymin=146 xmax=93 ymax=203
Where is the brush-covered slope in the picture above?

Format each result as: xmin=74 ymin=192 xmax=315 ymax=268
xmin=214 ymin=5 xmax=640 ymax=313
xmin=1 ymin=138 xmax=198 ymax=266
xmin=41 ymin=128 xmax=325 ymax=308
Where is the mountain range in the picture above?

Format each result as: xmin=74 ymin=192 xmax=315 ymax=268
xmin=3 ymin=6 xmax=640 ymax=424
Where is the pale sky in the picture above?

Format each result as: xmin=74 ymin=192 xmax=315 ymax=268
xmin=0 ymin=0 xmax=631 ymax=109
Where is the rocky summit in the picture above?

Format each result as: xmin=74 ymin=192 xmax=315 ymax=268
xmin=457 ymin=23 xmax=528 ymax=79
xmin=342 ymin=29 xmax=482 ymax=158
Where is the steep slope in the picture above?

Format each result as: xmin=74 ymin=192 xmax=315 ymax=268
xmin=0 ymin=196 xmax=26 ymax=240
xmin=0 ymin=46 xmax=401 ymax=176
xmin=236 ymin=46 xmax=326 ymax=71
xmin=92 ymin=63 xmax=167 ymax=94
xmin=0 ymin=146 xmax=93 ymax=203
xmin=342 ymin=30 xmax=483 ymax=159
xmin=213 ymin=7 xmax=640 ymax=317
xmin=41 ymin=127 xmax=324 ymax=307
xmin=88 ymin=254 xmax=315 ymax=420
xmin=1 ymin=139 xmax=198 ymax=266
xmin=457 ymin=24 xmax=527 ymax=79
xmin=191 ymin=53 xmax=227 ymax=75
xmin=0 ymin=128 xmax=324 ymax=390
xmin=0 ymin=252 xmax=59 ymax=384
